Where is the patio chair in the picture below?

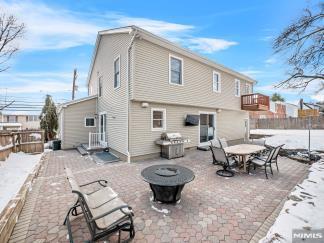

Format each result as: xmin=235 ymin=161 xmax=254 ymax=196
xmin=247 ymin=146 xmax=283 ymax=179
xmin=251 ymin=138 xmax=266 ymax=146
xmin=210 ymin=146 xmax=236 ymax=177
xmin=63 ymin=168 xmax=135 ymax=243
xmin=218 ymin=137 xmax=229 ymax=148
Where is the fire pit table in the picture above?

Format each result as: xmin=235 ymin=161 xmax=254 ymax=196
xmin=141 ymin=164 xmax=195 ymax=203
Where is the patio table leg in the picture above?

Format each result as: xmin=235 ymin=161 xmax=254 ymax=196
xmin=242 ymin=155 xmax=247 ymax=172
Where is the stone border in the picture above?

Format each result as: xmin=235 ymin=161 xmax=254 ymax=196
xmin=0 ymin=153 xmax=46 ymax=243
xmin=249 ymin=172 xmax=309 ymax=243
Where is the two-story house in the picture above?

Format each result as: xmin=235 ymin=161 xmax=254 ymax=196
xmin=0 ymin=113 xmax=40 ymax=130
xmin=58 ymin=26 xmax=269 ymax=161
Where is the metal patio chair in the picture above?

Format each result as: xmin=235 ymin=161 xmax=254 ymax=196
xmin=247 ymin=145 xmax=283 ymax=179
xmin=210 ymin=146 xmax=236 ymax=177
xmin=63 ymin=168 xmax=135 ymax=243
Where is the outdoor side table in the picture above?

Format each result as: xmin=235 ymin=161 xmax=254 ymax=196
xmin=141 ymin=164 xmax=195 ymax=203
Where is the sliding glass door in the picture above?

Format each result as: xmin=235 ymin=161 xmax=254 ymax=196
xmin=199 ymin=112 xmax=216 ymax=146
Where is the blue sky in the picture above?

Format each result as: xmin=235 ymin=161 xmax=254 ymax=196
xmin=0 ymin=0 xmax=323 ymax=114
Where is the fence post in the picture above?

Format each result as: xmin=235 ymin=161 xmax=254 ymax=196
xmin=88 ymin=132 xmax=91 ymax=149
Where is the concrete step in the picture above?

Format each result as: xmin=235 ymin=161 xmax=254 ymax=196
xmin=76 ymin=146 xmax=88 ymax=156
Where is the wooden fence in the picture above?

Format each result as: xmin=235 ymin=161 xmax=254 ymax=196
xmin=0 ymin=130 xmax=44 ymax=161
xmin=250 ymin=116 xmax=324 ymax=129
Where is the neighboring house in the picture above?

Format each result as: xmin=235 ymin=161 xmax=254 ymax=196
xmin=58 ymin=26 xmax=268 ymax=161
xmin=0 ymin=114 xmax=40 ymax=130
xmin=250 ymin=101 xmax=298 ymax=119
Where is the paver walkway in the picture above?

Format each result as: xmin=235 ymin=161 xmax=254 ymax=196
xmin=9 ymin=149 xmax=308 ymax=243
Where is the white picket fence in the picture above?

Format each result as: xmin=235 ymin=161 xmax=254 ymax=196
xmin=88 ymin=132 xmax=106 ymax=149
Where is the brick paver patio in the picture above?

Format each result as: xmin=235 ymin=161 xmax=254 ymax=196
xmin=9 ymin=149 xmax=308 ymax=243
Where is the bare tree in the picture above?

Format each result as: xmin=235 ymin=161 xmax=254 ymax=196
xmin=0 ymin=13 xmax=25 ymax=72
xmin=273 ymin=3 xmax=324 ymax=92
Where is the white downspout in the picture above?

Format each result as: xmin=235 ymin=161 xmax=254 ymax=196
xmin=126 ymin=28 xmax=138 ymax=163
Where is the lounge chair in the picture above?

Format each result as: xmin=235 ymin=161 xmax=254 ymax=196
xmin=210 ymin=146 xmax=236 ymax=177
xmin=63 ymin=168 xmax=135 ymax=242
xmin=247 ymin=145 xmax=283 ymax=179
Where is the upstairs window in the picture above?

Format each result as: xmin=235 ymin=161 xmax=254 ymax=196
xmin=98 ymin=77 xmax=102 ymax=97
xmin=245 ymin=83 xmax=252 ymax=94
xmin=235 ymin=79 xmax=240 ymax=97
xmin=213 ymin=71 xmax=221 ymax=93
xmin=85 ymin=117 xmax=95 ymax=127
xmin=114 ymin=56 xmax=120 ymax=89
xmin=169 ymin=55 xmax=183 ymax=85
xmin=151 ymin=108 xmax=166 ymax=131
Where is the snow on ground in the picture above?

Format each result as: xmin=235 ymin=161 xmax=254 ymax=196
xmin=0 ymin=152 xmax=43 ymax=213
xmin=251 ymin=129 xmax=324 ymax=151
xmin=260 ymin=158 xmax=324 ymax=243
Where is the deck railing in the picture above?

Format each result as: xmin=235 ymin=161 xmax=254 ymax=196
xmin=241 ymin=93 xmax=270 ymax=111
xmin=88 ymin=132 xmax=105 ymax=149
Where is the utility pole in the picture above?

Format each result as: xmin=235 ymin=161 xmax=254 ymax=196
xmin=72 ymin=68 xmax=77 ymax=100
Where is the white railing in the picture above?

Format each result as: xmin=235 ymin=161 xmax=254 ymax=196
xmin=88 ymin=132 xmax=105 ymax=149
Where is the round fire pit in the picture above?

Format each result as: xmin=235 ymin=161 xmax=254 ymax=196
xmin=141 ymin=164 xmax=195 ymax=203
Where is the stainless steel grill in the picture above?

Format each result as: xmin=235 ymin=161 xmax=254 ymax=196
xmin=156 ymin=133 xmax=190 ymax=159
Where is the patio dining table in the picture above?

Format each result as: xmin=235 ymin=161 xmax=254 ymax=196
xmin=224 ymin=144 xmax=266 ymax=172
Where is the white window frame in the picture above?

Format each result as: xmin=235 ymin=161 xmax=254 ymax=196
xmin=114 ymin=55 xmax=121 ymax=89
xmin=169 ymin=54 xmax=184 ymax=86
xmin=84 ymin=117 xmax=96 ymax=128
xmin=151 ymin=108 xmax=166 ymax=131
xmin=235 ymin=79 xmax=240 ymax=97
xmin=245 ymin=83 xmax=252 ymax=94
xmin=212 ymin=71 xmax=221 ymax=93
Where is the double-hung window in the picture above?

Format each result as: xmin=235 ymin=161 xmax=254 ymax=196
xmin=212 ymin=71 xmax=221 ymax=93
xmin=169 ymin=55 xmax=183 ymax=85
xmin=85 ymin=117 xmax=95 ymax=127
xmin=151 ymin=108 xmax=166 ymax=131
xmin=114 ymin=56 xmax=120 ymax=89
xmin=245 ymin=83 xmax=252 ymax=94
xmin=235 ymin=79 xmax=240 ymax=97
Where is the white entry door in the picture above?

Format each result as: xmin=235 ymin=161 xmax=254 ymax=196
xmin=199 ymin=112 xmax=216 ymax=146
xmin=99 ymin=113 xmax=107 ymax=146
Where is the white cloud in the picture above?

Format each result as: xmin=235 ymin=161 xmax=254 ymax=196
xmin=311 ymin=94 xmax=324 ymax=102
xmin=0 ymin=71 xmax=88 ymax=94
xmin=265 ymin=57 xmax=277 ymax=65
xmin=259 ymin=35 xmax=274 ymax=41
xmin=1 ymin=1 xmax=237 ymax=53
xmin=186 ymin=38 xmax=238 ymax=53
xmin=240 ymin=70 xmax=263 ymax=79
xmin=1 ymin=1 xmax=101 ymax=50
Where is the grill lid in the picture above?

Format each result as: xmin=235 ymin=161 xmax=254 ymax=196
xmin=161 ymin=132 xmax=182 ymax=140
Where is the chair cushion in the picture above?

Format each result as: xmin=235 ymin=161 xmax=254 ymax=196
xmin=250 ymin=158 xmax=266 ymax=166
xmin=90 ymin=197 xmax=131 ymax=229
xmin=85 ymin=187 xmax=118 ymax=209
xmin=228 ymin=158 xmax=236 ymax=166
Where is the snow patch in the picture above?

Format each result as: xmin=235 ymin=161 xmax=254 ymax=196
xmin=29 ymin=133 xmax=41 ymax=140
xmin=260 ymin=159 xmax=324 ymax=243
xmin=251 ymin=129 xmax=324 ymax=151
xmin=151 ymin=205 xmax=169 ymax=214
xmin=0 ymin=152 xmax=42 ymax=213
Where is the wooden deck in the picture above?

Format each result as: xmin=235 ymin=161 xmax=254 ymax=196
xmin=241 ymin=93 xmax=270 ymax=111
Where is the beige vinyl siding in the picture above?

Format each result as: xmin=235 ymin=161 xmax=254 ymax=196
xmin=88 ymin=33 xmax=131 ymax=156
xmin=129 ymin=101 xmax=248 ymax=157
xmin=132 ymin=39 xmax=252 ymax=111
xmin=217 ymin=109 xmax=249 ymax=140
xmin=61 ymin=98 xmax=97 ymax=149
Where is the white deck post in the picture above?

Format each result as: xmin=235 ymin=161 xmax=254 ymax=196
xmin=89 ymin=132 xmax=91 ymax=149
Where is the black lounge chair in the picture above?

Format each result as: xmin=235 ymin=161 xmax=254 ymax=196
xmin=63 ymin=168 xmax=135 ymax=243
xmin=247 ymin=145 xmax=283 ymax=179
xmin=210 ymin=146 xmax=236 ymax=177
